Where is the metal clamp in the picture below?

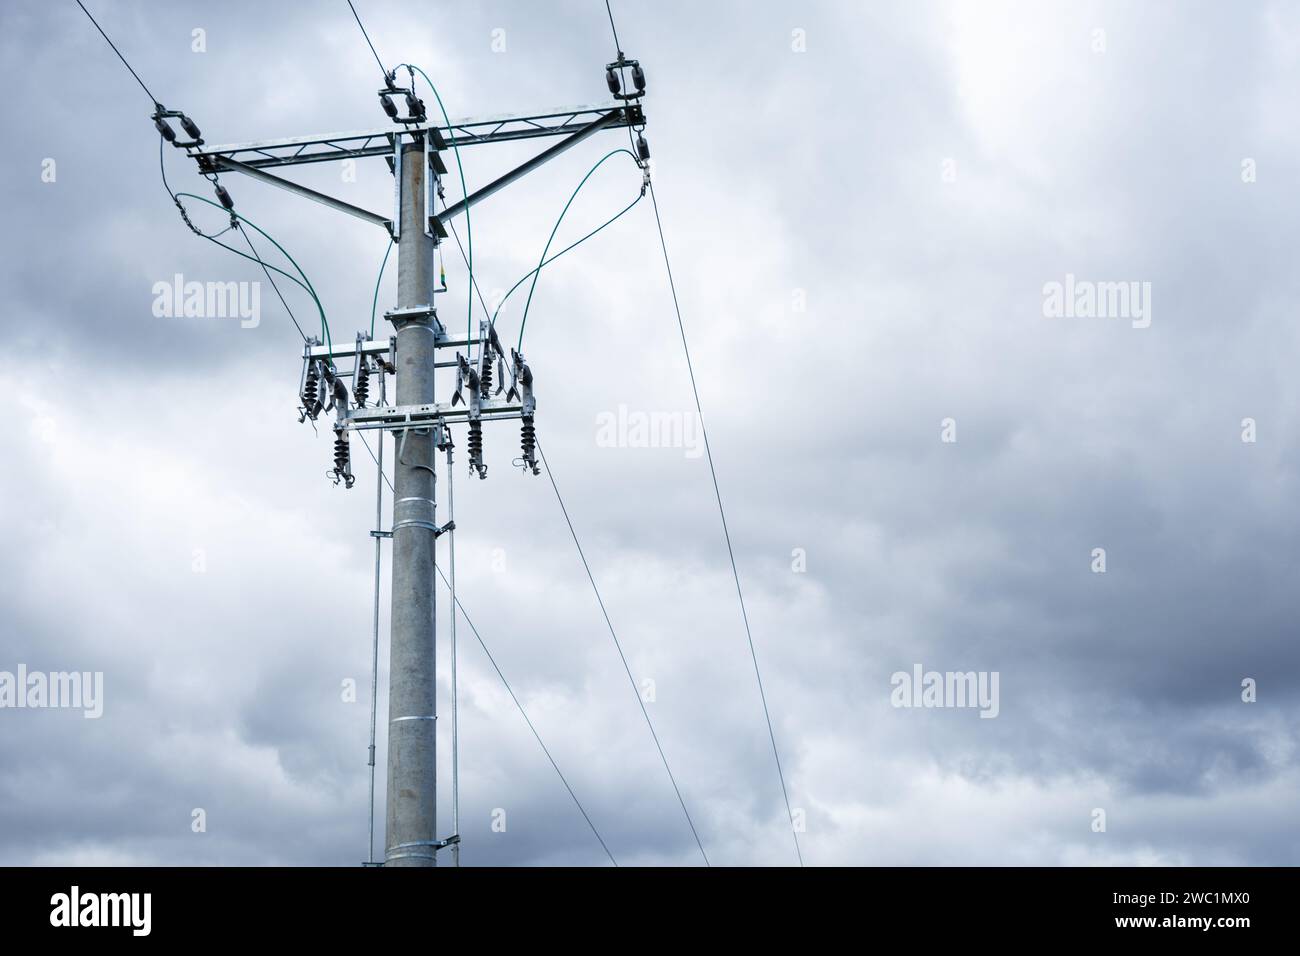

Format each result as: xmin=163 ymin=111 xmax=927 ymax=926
xmin=391 ymin=519 xmax=455 ymax=536
xmin=384 ymin=834 xmax=460 ymax=864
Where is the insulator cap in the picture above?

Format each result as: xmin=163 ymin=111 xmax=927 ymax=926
xmin=215 ymin=184 xmax=235 ymax=210
xmin=631 ymin=64 xmax=646 ymax=92
xmin=154 ymin=117 xmax=176 ymax=141
xmin=636 ymin=133 xmax=650 ymax=161
xmin=606 ymin=68 xmax=621 ymax=95
xmin=180 ymin=116 xmax=202 ymax=140
xmin=380 ymin=94 xmax=398 ymax=118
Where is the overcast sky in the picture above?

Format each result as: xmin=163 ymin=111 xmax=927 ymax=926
xmin=0 ymin=0 xmax=1297 ymax=866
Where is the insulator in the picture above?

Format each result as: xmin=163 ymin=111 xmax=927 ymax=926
xmin=520 ymin=414 xmax=539 ymax=475
xmin=302 ymin=362 xmax=320 ymax=417
xmin=180 ymin=116 xmax=202 ymax=140
xmin=631 ymin=64 xmax=646 ymax=92
xmin=332 ymin=430 xmax=355 ymax=488
xmin=154 ymin=117 xmax=176 ymax=141
xmin=479 ymin=354 xmax=493 ymax=399
xmin=215 ymin=184 xmax=235 ymax=210
xmin=334 ymin=432 xmax=350 ymax=472
xmin=468 ymin=419 xmax=486 ymax=479
xmin=405 ymin=93 xmax=425 ymax=119
xmin=636 ymin=133 xmax=650 ymax=162
xmin=606 ymin=68 xmax=621 ymax=95
xmin=380 ymin=94 xmax=398 ymax=119
xmin=354 ymin=361 xmax=370 ymax=407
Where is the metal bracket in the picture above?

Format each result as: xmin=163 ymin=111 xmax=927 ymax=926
xmin=423 ymin=132 xmax=436 ymax=240
xmin=384 ymin=304 xmax=442 ymax=328
xmin=345 ymin=400 xmax=525 ymax=433
xmin=391 ymin=136 xmax=403 ymax=240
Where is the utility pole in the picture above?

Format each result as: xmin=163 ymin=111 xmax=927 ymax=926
xmin=168 ymin=53 xmax=649 ymax=866
xmin=385 ymin=142 xmax=439 ymax=866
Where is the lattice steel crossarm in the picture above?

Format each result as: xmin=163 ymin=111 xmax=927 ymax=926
xmin=190 ymin=102 xmax=644 ymax=169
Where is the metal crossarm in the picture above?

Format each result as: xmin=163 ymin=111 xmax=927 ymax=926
xmin=191 ymin=103 xmax=643 ymax=170
xmin=345 ymin=400 xmax=525 ymax=432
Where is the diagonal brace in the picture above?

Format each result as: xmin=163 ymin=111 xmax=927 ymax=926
xmin=434 ymin=110 xmax=621 ymax=227
xmin=212 ymin=155 xmax=392 ymax=231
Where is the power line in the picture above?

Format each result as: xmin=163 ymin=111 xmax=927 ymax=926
xmin=538 ymin=441 xmax=711 ymax=866
xmin=446 ymin=216 xmax=495 ymax=328
xmin=515 ymin=148 xmax=641 ymax=351
xmin=149 ymin=79 xmax=317 ymax=347
xmin=238 ymin=224 xmax=309 ymax=342
xmin=432 ymin=68 xmax=706 ymax=863
xmin=400 ymin=64 xmax=476 ymax=362
xmin=173 ymin=191 xmax=334 ymax=352
xmin=90 ymin=0 xmax=324 ymax=350
xmin=346 ymin=0 xmax=389 ymax=82
xmin=354 ymin=432 xmax=619 ymax=866
xmin=443 ymin=159 xmax=644 ymax=351
xmin=75 ymin=0 xmax=161 ymax=106
xmin=598 ymin=0 xmax=802 ymax=867
xmin=437 ymin=563 xmax=618 ymax=867
xmin=601 ymin=0 xmax=640 ymax=159
xmin=647 ymin=182 xmax=805 ymax=867
xmin=603 ymin=0 xmax=624 ymax=56
xmin=445 ymin=200 xmax=712 ymax=864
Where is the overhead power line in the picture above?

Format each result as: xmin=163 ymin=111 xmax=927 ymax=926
xmin=538 ymin=442 xmax=711 ymax=866
xmin=444 ymin=210 xmax=708 ymax=865
xmin=239 ymin=224 xmax=309 ymax=342
xmin=599 ymin=0 xmax=803 ymax=867
xmin=75 ymin=0 xmax=161 ymax=106
xmin=604 ymin=0 xmax=624 ymax=56
xmin=355 ymin=432 xmax=618 ymax=865
xmin=346 ymin=0 xmax=389 ymax=83
xmin=647 ymin=182 xmax=805 ymax=866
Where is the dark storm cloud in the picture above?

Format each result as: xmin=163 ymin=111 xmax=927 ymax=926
xmin=0 ymin=0 xmax=1296 ymax=867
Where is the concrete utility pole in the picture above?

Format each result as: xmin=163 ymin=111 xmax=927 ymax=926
xmin=385 ymin=142 xmax=438 ymax=866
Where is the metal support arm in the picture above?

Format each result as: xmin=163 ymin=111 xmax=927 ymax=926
xmin=209 ymin=155 xmax=392 ymax=231
xmin=434 ymin=110 xmax=621 ymax=226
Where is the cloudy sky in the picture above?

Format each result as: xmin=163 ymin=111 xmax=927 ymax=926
xmin=1 ymin=0 xmax=1297 ymax=866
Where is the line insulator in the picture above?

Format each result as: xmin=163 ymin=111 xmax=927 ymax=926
xmin=180 ymin=115 xmax=202 ymax=140
xmin=332 ymin=428 xmax=355 ymax=489
xmin=606 ymin=68 xmax=621 ymax=95
xmin=354 ymin=359 xmax=370 ymax=407
xmin=380 ymin=94 xmax=398 ymax=119
xmin=301 ymin=361 xmax=321 ymax=420
xmin=468 ymin=419 xmax=486 ymax=480
xmin=631 ymin=64 xmax=646 ymax=92
xmin=214 ymin=183 xmax=235 ymax=210
xmin=479 ymin=349 xmax=493 ymax=399
xmin=636 ymin=133 xmax=650 ymax=162
xmin=520 ymin=414 xmax=539 ymax=475
xmin=154 ymin=117 xmax=176 ymax=141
